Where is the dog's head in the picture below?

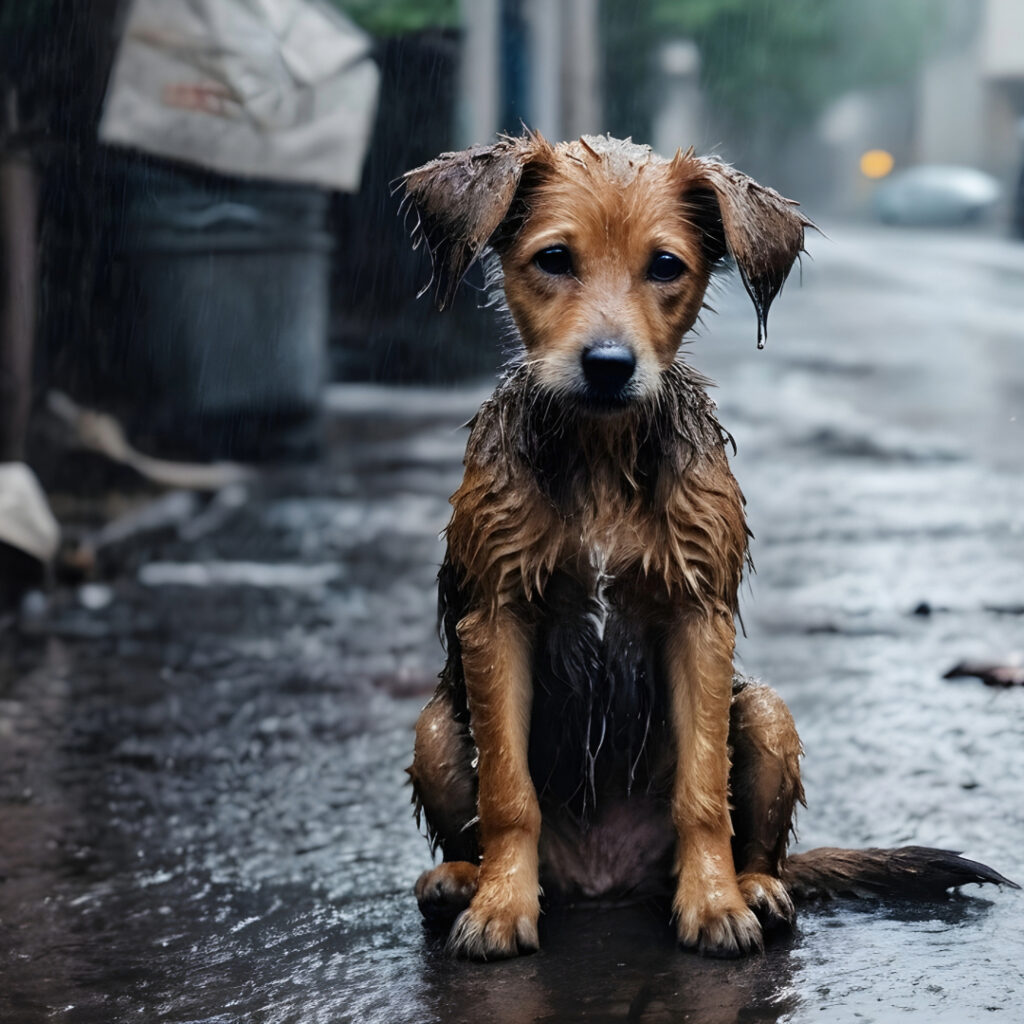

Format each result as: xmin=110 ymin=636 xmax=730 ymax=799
xmin=401 ymin=133 xmax=811 ymax=411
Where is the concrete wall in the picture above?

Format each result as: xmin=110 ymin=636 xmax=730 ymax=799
xmin=457 ymin=0 xmax=500 ymax=146
xmin=915 ymin=41 xmax=987 ymax=166
xmin=913 ymin=0 xmax=1024 ymax=189
xmin=982 ymin=0 xmax=1024 ymax=78
xmin=457 ymin=0 xmax=601 ymax=146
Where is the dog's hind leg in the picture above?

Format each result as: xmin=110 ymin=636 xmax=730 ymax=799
xmin=727 ymin=682 xmax=1018 ymax=907
xmin=728 ymin=679 xmax=804 ymax=929
xmin=409 ymin=687 xmax=480 ymax=925
xmin=414 ymin=860 xmax=479 ymax=927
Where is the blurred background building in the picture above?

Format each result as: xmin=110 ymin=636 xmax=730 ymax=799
xmin=454 ymin=0 xmax=1024 ymax=211
xmin=352 ymin=0 xmax=1024 ymax=379
xmin=2 ymin=0 xmax=1023 ymax=479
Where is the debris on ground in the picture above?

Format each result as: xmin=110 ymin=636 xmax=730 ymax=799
xmin=0 ymin=462 xmax=60 ymax=610
xmin=0 ymin=462 xmax=60 ymax=564
xmin=47 ymin=391 xmax=254 ymax=491
xmin=943 ymin=660 xmax=1024 ymax=687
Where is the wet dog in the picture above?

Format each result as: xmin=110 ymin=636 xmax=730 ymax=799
xmin=400 ymin=133 xmax=1016 ymax=960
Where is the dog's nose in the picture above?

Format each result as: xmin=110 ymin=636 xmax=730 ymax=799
xmin=581 ymin=342 xmax=636 ymax=395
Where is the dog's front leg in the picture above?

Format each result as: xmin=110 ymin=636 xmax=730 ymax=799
xmin=668 ymin=606 xmax=762 ymax=956
xmin=447 ymin=606 xmax=541 ymax=960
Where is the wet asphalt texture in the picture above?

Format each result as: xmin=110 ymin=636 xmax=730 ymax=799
xmin=2 ymin=224 xmax=1024 ymax=1023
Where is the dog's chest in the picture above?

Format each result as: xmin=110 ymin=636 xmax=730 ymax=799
xmin=538 ymin=451 xmax=744 ymax=606
xmin=528 ymin=560 xmax=670 ymax=816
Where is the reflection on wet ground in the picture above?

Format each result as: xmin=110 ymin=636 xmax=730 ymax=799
xmin=2 ymin=225 xmax=1024 ymax=1022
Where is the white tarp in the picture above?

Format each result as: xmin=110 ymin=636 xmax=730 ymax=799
xmin=99 ymin=0 xmax=380 ymax=191
xmin=0 ymin=463 xmax=60 ymax=564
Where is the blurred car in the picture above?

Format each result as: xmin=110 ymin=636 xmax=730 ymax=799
xmin=874 ymin=165 xmax=1001 ymax=226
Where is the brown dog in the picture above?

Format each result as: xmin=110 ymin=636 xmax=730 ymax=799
xmin=401 ymin=133 xmax=1015 ymax=960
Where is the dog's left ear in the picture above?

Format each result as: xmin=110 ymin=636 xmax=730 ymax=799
xmin=400 ymin=135 xmax=545 ymax=310
xmin=680 ymin=156 xmax=814 ymax=347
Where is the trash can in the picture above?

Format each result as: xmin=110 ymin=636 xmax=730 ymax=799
xmin=109 ymin=155 xmax=333 ymax=460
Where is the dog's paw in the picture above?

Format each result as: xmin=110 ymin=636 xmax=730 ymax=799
xmin=674 ymin=892 xmax=763 ymax=958
xmin=446 ymin=892 xmax=540 ymax=961
xmin=415 ymin=862 xmax=479 ymax=926
xmin=737 ymin=871 xmax=795 ymax=931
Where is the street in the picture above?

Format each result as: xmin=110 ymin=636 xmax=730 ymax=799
xmin=2 ymin=222 xmax=1023 ymax=1023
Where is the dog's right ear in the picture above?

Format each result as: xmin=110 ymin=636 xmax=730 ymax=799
xmin=400 ymin=135 xmax=546 ymax=309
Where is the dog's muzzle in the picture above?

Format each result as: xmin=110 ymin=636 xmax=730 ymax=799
xmin=580 ymin=341 xmax=636 ymax=401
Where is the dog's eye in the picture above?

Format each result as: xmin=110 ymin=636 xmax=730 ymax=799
xmin=648 ymin=251 xmax=686 ymax=282
xmin=533 ymin=246 xmax=573 ymax=276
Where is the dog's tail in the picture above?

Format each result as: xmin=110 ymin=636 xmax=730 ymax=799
xmin=782 ymin=846 xmax=1019 ymax=901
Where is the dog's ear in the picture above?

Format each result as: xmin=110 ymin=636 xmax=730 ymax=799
xmin=679 ymin=155 xmax=814 ymax=347
xmin=400 ymin=135 xmax=547 ymax=310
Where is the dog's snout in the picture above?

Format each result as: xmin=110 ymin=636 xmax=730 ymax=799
xmin=581 ymin=342 xmax=636 ymax=395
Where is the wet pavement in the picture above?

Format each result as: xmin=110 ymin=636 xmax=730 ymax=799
xmin=2 ymin=223 xmax=1024 ymax=1023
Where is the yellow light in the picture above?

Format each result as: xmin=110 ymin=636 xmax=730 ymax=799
xmin=860 ymin=149 xmax=894 ymax=179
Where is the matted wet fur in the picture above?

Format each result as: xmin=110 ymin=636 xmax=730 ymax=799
xmin=401 ymin=133 xmax=1017 ymax=961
